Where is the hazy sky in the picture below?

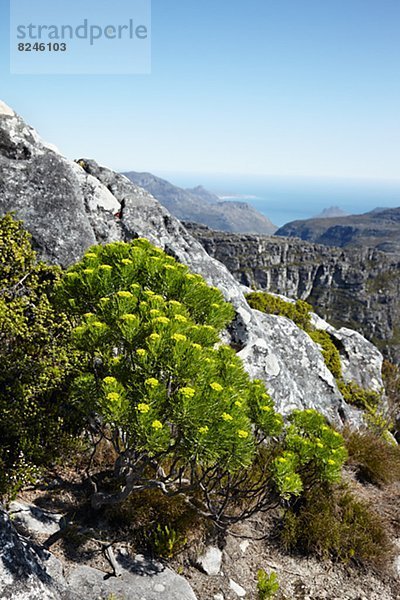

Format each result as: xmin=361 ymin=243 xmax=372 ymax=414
xmin=1 ymin=0 xmax=399 ymax=179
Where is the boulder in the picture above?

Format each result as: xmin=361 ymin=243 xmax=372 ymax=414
xmin=0 ymin=504 xmax=198 ymax=600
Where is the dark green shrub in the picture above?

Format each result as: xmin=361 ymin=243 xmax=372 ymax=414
xmin=0 ymin=214 xmax=78 ymax=498
xmin=344 ymin=428 xmax=400 ymax=486
xmin=280 ymin=484 xmax=391 ymax=566
xmin=338 ymin=381 xmax=390 ymax=437
xmin=338 ymin=381 xmax=381 ymax=410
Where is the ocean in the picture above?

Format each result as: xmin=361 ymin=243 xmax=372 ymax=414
xmin=163 ymin=174 xmax=400 ymax=227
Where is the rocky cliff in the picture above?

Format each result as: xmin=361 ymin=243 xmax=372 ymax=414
xmin=186 ymin=223 xmax=400 ymax=364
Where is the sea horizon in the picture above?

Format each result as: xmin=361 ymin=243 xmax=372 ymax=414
xmin=152 ymin=173 xmax=400 ymax=228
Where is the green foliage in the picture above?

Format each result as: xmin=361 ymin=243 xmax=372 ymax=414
xmin=58 ymin=240 xmax=290 ymax=520
xmin=273 ymin=409 xmax=347 ymax=499
xmin=338 ymin=380 xmax=381 ymax=411
xmin=0 ymin=214 xmax=78 ymax=498
xmin=338 ymin=381 xmax=390 ymax=437
xmin=308 ymin=330 xmax=342 ymax=379
xmin=257 ymin=569 xmax=280 ymax=599
xmin=344 ymin=428 xmax=400 ymax=486
xmin=149 ymin=524 xmax=187 ymax=558
xmin=280 ymin=484 xmax=391 ymax=566
xmin=246 ymin=292 xmax=312 ymax=331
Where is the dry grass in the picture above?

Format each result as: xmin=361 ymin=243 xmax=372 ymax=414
xmin=344 ymin=428 xmax=400 ymax=486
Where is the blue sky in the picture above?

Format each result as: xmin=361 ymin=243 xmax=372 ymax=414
xmin=1 ymin=0 xmax=399 ymax=179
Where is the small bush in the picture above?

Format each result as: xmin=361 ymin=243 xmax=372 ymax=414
xmin=246 ymin=292 xmax=312 ymax=331
xmin=338 ymin=381 xmax=381 ymax=411
xmin=344 ymin=428 xmax=400 ymax=486
xmin=0 ymin=214 xmax=79 ymax=498
xmin=150 ymin=524 xmax=187 ymax=558
xmin=257 ymin=569 xmax=280 ymax=599
xmin=338 ymin=381 xmax=390 ymax=437
xmin=105 ymin=487 xmax=207 ymax=553
xmin=280 ymin=484 xmax=391 ymax=566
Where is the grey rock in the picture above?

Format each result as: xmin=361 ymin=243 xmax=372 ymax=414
xmin=9 ymin=501 xmax=63 ymax=537
xmin=196 ymin=546 xmax=222 ymax=576
xmin=239 ymin=541 xmax=250 ymax=555
xmin=239 ymin=311 xmax=347 ymax=422
xmin=1 ymin=503 xmax=198 ymax=600
xmin=66 ymin=560 xmax=198 ymax=599
xmin=229 ymin=579 xmax=246 ymax=597
xmin=328 ymin=327 xmax=383 ymax=392
xmin=0 ymin=504 xmax=76 ymax=600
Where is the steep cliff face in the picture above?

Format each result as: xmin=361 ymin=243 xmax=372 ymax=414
xmin=0 ymin=100 xmax=381 ymax=426
xmin=186 ymin=223 xmax=400 ymax=363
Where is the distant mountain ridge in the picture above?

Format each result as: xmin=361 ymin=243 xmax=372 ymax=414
xmin=276 ymin=206 xmax=400 ymax=253
xmin=314 ymin=206 xmax=348 ymax=218
xmin=122 ymin=171 xmax=277 ymax=235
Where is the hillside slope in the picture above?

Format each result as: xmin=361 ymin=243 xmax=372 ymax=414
xmin=123 ymin=170 xmax=278 ymax=235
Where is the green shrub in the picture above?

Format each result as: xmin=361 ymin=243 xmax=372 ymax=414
xmin=280 ymin=484 xmax=391 ymax=566
xmin=150 ymin=524 xmax=187 ymax=558
xmin=338 ymin=381 xmax=390 ymax=437
xmin=308 ymin=330 xmax=342 ymax=379
xmin=344 ymin=428 xmax=400 ymax=486
xmin=257 ymin=569 xmax=280 ymax=599
xmin=274 ymin=409 xmax=347 ymax=498
xmin=58 ymin=241 xmax=347 ymax=525
xmin=246 ymin=292 xmax=312 ymax=331
xmin=58 ymin=240 xmax=289 ymax=522
xmin=0 ymin=214 xmax=78 ymax=498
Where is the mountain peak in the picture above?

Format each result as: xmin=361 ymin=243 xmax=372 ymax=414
xmin=0 ymin=100 xmax=15 ymax=117
xmin=314 ymin=206 xmax=348 ymax=219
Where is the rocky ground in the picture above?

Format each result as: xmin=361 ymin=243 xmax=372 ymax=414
xmin=3 ymin=465 xmax=399 ymax=600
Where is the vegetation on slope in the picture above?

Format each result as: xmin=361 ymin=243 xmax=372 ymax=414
xmin=0 ymin=215 xmax=396 ymax=574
